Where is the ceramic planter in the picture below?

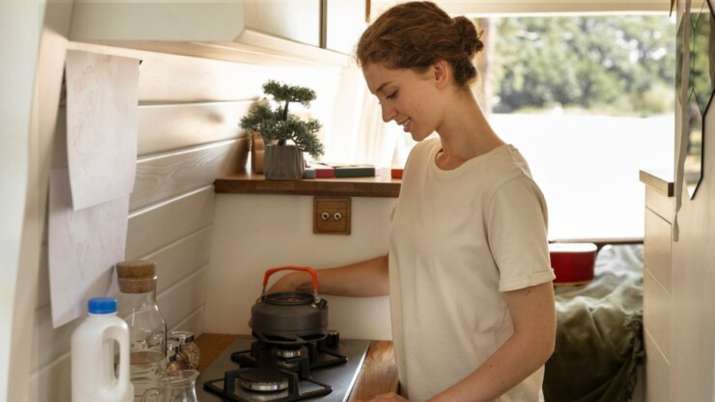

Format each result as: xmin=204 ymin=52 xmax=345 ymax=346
xmin=264 ymin=144 xmax=304 ymax=180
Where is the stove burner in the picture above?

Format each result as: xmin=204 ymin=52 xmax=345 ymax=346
xmin=203 ymin=331 xmax=348 ymax=402
xmin=237 ymin=368 xmax=289 ymax=392
xmin=274 ymin=347 xmax=304 ymax=359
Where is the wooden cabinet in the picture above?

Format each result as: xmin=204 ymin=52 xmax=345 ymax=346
xmin=323 ymin=0 xmax=368 ymax=55
xmin=640 ymin=170 xmax=674 ymax=402
xmin=245 ymin=0 xmax=322 ymax=47
xmin=69 ymin=0 xmax=349 ymax=66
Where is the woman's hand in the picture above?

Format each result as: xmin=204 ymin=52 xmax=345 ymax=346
xmin=265 ymin=272 xmax=308 ymax=294
xmin=366 ymin=392 xmax=408 ymax=402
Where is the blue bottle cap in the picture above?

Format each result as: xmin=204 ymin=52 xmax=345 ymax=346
xmin=88 ymin=297 xmax=118 ymax=314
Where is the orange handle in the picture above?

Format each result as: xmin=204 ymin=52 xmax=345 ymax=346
xmin=262 ymin=266 xmax=319 ymax=297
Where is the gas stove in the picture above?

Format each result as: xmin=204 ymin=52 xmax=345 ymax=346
xmin=197 ymin=334 xmax=369 ymax=402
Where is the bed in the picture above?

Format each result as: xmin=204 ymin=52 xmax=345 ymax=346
xmin=544 ymin=244 xmax=645 ymax=402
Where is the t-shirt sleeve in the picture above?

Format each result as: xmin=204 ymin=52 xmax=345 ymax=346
xmin=485 ymin=175 xmax=555 ymax=292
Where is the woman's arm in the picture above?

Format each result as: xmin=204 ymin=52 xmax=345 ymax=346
xmin=428 ymin=282 xmax=556 ymax=402
xmin=266 ymin=255 xmax=390 ymax=297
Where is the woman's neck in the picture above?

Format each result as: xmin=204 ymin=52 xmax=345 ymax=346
xmin=435 ymin=89 xmax=503 ymax=164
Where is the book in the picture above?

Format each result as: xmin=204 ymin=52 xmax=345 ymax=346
xmin=305 ymin=163 xmax=335 ymax=178
xmin=331 ymin=164 xmax=375 ymax=178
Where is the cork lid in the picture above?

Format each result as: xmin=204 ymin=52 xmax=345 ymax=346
xmin=116 ymin=260 xmax=157 ymax=293
xmin=116 ymin=260 xmax=156 ymax=279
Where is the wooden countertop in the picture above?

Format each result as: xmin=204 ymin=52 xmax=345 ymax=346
xmin=214 ymin=172 xmax=401 ymax=198
xmin=196 ymin=334 xmax=399 ymax=400
xmin=639 ymin=168 xmax=674 ymax=197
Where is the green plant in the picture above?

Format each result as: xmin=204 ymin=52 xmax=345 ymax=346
xmin=240 ymin=80 xmax=325 ymax=158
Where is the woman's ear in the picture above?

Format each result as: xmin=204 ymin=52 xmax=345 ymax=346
xmin=431 ymin=59 xmax=452 ymax=89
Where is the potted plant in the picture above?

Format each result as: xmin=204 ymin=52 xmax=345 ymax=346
xmin=240 ymin=80 xmax=324 ymax=180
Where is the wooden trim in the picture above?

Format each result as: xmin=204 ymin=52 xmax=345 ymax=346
xmin=347 ymin=341 xmax=399 ymax=401
xmin=639 ymin=169 xmax=675 ymax=197
xmin=215 ymin=172 xmax=401 ymax=198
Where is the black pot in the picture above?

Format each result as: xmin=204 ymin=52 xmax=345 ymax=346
xmin=250 ymin=266 xmax=328 ymax=342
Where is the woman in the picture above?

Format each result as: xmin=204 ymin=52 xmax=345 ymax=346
xmin=269 ymin=2 xmax=556 ymax=401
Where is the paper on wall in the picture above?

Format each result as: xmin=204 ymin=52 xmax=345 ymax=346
xmin=48 ymin=168 xmax=129 ymax=328
xmin=64 ymin=50 xmax=139 ymax=210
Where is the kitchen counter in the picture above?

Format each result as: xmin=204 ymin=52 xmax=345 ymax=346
xmin=214 ymin=172 xmax=401 ymax=198
xmin=639 ymin=168 xmax=674 ymax=197
xmin=196 ymin=334 xmax=399 ymax=401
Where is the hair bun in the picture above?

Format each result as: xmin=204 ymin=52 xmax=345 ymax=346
xmin=453 ymin=16 xmax=483 ymax=56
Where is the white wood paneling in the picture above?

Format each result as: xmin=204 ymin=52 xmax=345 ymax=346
xmin=126 ymin=186 xmax=215 ymax=259
xmin=146 ymin=227 xmax=212 ymax=294
xmin=30 ymin=307 xmax=76 ymax=374
xmin=171 ymin=306 xmax=205 ymax=335
xmin=645 ymin=186 xmax=675 ymax=223
xmin=130 ymin=138 xmax=246 ymax=211
xmin=645 ymin=329 xmax=671 ymax=402
xmin=667 ymin=68 xmax=715 ymax=402
xmin=644 ymin=269 xmax=670 ymax=360
xmin=137 ymin=101 xmax=250 ymax=156
xmin=29 ymin=356 xmax=71 ymax=402
xmin=644 ymin=210 xmax=672 ymax=293
xmin=157 ymin=267 xmax=208 ymax=329
xmin=30 ymin=227 xmax=211 ymax=373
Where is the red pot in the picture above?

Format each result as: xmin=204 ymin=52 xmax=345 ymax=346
xmin=549 ymin=242 xmax=597 ymax=285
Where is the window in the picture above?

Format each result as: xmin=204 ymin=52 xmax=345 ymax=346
xmin=388 ymin=14 xmax=676 ymax=241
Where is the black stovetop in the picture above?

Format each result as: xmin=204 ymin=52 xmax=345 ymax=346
xmin=197 ymin=336 xmax=370 ymax=402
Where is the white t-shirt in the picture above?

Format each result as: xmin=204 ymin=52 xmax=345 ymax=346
xmin=388 ymin=138 xmax=555 ymax=402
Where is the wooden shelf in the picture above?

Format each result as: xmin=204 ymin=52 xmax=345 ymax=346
xmin=214 ymin=171 xmax=401 ymax=198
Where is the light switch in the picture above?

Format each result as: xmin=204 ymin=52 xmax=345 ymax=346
xmin=314 ymin=196 xmax=351 ymax=235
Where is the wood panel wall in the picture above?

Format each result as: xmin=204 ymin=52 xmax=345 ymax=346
xmin=13 ymin=21 xmax=346 ymax=402
xmin=647 ymin=2 xmax=715 ymax=400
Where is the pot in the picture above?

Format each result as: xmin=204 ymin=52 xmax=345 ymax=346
xmin=549 ymin=242 xmax=598 ymax=285
xmin=263 ymin=145 xmax=304 ymax=180
xmin=250 ymin=266 xmax=328 ymax=342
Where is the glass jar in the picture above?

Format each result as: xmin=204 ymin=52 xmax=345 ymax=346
xmin=117 ymin=260 xmax=168 ymax=401
xmin=169 ymin=331 xmax=200 ymax=370
xmin=165 ymin=340 xmax=190 ymax=376
xmin=140 ymin=370 xmax=199 ymax=402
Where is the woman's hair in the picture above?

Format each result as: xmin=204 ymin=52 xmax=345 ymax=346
xmin=356 ymin=1 xmax=484 ymax=87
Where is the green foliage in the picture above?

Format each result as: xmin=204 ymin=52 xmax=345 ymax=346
xmin=241 ymin=80 xmax=324 ymax=158
xmin=490 ymin=15 xmax=676 ymax=115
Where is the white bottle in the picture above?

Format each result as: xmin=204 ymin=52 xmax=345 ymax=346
xmin=71 ymin=297 xmax=134 ymax=402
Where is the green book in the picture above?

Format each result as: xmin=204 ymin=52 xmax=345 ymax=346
xmin=331 ymin=164 xmax=375 ymax=178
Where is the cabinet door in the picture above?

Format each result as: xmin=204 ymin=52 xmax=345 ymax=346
xmin=244 ymin=0 xmax=322 ymax=47
xmin=324 ymin=0 xmax=368 ymax=55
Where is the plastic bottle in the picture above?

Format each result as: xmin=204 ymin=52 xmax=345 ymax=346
xmin=71 ymin=297 xmax=134 ymax=402
xmin=116 ymin=260 xmax=168 ymax=400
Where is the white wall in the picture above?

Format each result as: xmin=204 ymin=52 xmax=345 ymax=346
xmin=1 ymin=0 xmax=44 ymax=401
xmin=8 ymin=17 xmax=355 ymax=402
xmin=206 ymin=194 xmax=394 ymax=340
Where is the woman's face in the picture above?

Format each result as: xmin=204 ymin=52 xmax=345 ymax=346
xmin=363 ymin=63 xmax=445 ymax=142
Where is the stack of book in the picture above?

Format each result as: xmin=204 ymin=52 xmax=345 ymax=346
xmin=303 ymin=163 xmax=376 ymax=179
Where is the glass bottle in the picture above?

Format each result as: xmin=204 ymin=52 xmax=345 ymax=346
xmin=117 ymin=260 xmax=168 ymax=401
xmin=169 ymin=330 xmax=200 ymax=370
